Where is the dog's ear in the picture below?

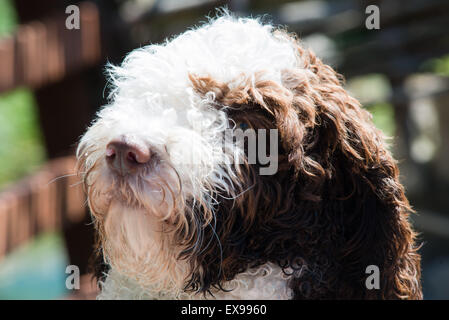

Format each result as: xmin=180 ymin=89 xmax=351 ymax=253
xmin=272 ymin=45 xmax=422 ymax=299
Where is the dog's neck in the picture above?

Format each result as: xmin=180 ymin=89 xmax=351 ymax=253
xmin=97 ymin=263 xmax=293 ymax=300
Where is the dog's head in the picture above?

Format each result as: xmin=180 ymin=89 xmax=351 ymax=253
xmin=77 ymin=14 xmax=421 ymax=299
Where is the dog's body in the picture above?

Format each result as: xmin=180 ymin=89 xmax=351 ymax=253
xmin=78 ymin=14 xmax=422 ymax=299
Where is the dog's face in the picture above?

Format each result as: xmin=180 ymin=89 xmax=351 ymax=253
xmin=77 ymin=16 xmax=291 ymax=289
xmin=78 ymin=15 xmax=422 ymax=299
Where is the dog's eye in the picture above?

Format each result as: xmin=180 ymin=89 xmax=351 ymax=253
xmin=237 ymin=122 xmax=250 ymax=131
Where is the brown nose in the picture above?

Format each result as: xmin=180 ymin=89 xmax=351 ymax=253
xmin=106 ymin=138 xmax=150 ymax=174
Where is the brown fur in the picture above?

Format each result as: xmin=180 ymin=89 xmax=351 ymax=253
xmin=184 ymin=33 xmax=422 ymax=299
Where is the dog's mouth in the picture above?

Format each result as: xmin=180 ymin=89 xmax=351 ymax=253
xmin=107 ymin=161 xmax=183 ymax=220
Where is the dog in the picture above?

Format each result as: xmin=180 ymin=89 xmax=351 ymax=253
xmin=77 ymin=13 xmax=422 ymax=299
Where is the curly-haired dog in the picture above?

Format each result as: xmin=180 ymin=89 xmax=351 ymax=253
xmin=77 ymin=14 xmax=422 ymax=299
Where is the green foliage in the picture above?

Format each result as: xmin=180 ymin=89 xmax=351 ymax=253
xmin=346 ymin=74 xmax=396 ymax=139
xmin=0 ymin=89 xmax=46 ymax=188
xmin=0 ymin=0 xmax=17 ymax=37
xmin=366 ymin=102 xmax=396 ymax=139
xmin=423 ymin=54 xmax=449 ymax=77
xmin=0 ymin=0 xmax=46 ymax=188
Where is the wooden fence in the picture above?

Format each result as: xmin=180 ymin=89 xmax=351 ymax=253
xmin=0 ymin=2 xmax=100 ymax=92
xmin=0 ymin=156 xmax=86 ymax=260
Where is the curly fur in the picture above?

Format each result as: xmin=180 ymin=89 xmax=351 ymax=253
xmin=97 ymin=263 xmax=292 ymax=300
xmin=78 ymin=12 xmax=422 ymax=299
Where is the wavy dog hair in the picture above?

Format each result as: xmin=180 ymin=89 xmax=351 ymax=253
xmin=186 ymin=38 xmax=422 ymax=299
xmin=81 ymin=15 xmax=422 ymax=299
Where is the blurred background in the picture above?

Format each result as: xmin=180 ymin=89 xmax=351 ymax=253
xmin=0 ymin=0 xmax=448 ymax=299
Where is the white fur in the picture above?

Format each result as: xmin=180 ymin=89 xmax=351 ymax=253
xmin=98 ymin=263 xmax=293 ymax=300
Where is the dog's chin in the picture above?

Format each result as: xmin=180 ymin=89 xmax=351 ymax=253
xmin=100 ymin=199 xmax=189 ymax=290
xmin=85 ymin=158 xmax=193 ymax=289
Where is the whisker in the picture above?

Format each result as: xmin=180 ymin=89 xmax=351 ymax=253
xmin=69 ymin=180 xmax=84 ymax=188
xmin=46 ymin=173 xmax=78 ymax=186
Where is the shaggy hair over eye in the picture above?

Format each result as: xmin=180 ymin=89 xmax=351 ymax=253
xmin=78 ymin=12 xmax=422 ymax=300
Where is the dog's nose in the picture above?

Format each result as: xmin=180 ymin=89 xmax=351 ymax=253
xmin=106 ymin=138 xmax=150 ymax=174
